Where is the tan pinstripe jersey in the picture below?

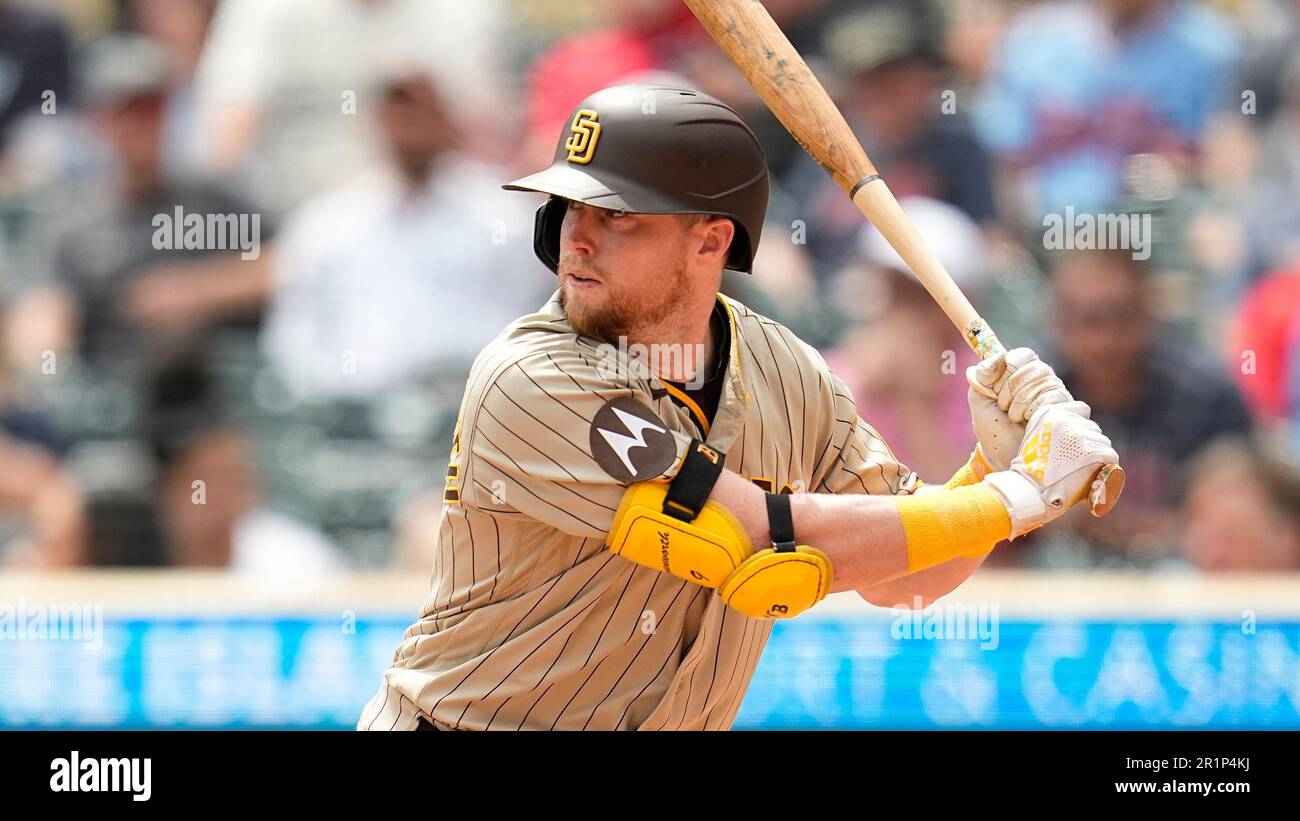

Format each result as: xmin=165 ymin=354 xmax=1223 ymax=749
xmin=358 ymin=290 xmax=918 ymax=731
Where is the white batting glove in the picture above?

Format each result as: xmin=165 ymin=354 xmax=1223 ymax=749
xmin=980 ymin=401 xmax=1119 ymax=539
xmin=966 ymin=379 xmax=1020 ymax=476
xmin=967 ymin=347 xmax=1077 ymax=473
xmin=970 ymin=347 xmax=1077 ymax=423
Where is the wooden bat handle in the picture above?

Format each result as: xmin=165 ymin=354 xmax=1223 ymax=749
xmin=855 ymin=179 xmax=1123 ymax=515
xmin=851 ymin=180 xmax=1006 ymax=360
xmin=680 ymin=0 xmax=1001 ymax=357
xmin=683 ymin=0 xmax=1123 ymax=516
xmin=681 ymin=0 xmax=877 ymax=194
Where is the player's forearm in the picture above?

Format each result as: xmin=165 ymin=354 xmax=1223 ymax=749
xmin=710 ymin=470 xmax=1000 ymax=592
xmin=855 ymin=555 xmax=986 ymax=609
xmin=788 ymin=491 xmax=916 ymax=592
xmin=853 ymin=450 xmax=992 ymax=606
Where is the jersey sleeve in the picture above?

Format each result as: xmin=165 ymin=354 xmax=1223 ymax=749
xmin=812 ymin=369 xmax=920 ymax=496
xmin=456 ymin=348 xmax=695 ymax=538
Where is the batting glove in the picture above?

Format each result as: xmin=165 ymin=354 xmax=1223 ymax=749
xmin=981 ymin=401 xmax=1119 ymax=539
xmin=967 ymin=347 xmax=1077 ymax=473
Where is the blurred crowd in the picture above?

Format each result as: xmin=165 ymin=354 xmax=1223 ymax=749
xmin=0 ymin=0 xmax=1297 ymax=577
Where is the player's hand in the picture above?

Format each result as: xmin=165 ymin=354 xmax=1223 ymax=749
xmin=965 ymin=374 xmax=1020 ymax=477
xmin=980 ymin=401 xmax=1118 ymax=539
xmin=966 ymin=347 xmax=1075 ymax=472
xmin=969 ymin=347 xmax=1076 ymax=423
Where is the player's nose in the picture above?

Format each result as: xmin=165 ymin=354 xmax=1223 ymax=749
xmin=559 ymin=201 xmax=599 ymax=260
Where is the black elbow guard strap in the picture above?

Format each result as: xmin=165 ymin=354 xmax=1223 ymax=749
xmin=718 ymin=492 xmax=833 ymax=620
xmin=608 ymin=440 xmax=750 ymax=586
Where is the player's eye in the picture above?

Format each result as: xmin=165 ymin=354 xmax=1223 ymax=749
xmin=606 ymin=209 xmax=628 ymax=220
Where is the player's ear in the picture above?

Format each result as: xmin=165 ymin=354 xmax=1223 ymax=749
xmin=694 ymin=216 xmax=735 ymax=266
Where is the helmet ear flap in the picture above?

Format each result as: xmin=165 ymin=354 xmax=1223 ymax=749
xmin=726 ymin=220 xmax=755 ymax=275
xmin=533 ymin=197 xmax=567 ymax=273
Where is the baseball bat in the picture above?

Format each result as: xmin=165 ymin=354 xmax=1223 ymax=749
xmin=683 ymin=0 xmax=1123 ymax=516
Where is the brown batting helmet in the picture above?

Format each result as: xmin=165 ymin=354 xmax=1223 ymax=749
xmin=503 ymin=83 xmax=770 ymax=274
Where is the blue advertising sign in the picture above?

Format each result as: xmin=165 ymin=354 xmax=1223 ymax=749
xmin=1 ymin=615 xmax=1295 ymax=729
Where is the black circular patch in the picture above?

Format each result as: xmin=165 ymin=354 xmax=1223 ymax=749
xmin=589 ymin=396 xmax=677 ymax=483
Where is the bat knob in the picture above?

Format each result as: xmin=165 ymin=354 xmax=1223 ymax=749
xmin=1087 ymin=464 xmax=1125 ymax=517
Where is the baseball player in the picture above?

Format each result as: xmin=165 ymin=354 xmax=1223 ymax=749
xmin=358 ymin=83 xmax=1117 ymax=731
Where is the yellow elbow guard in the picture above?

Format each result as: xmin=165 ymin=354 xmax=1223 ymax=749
xmin=607 ymin=441 xmax=830 ymax=619
xmin=718 ymin=493 xmax=831 ymax=620
xmin=608 ymin=479 xmax=754 ymax=586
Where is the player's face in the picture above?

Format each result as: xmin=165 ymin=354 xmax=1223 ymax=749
xmin=556 ymin=200 xmax=694 ymax=342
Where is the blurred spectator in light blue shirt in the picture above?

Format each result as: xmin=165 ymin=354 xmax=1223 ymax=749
xmin=976 ymin=0 xmax=1240 ymax=225
xmin=1239 ymin=50 xmax=1300 ymax=281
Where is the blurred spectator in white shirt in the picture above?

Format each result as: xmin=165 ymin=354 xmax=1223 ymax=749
xmin=129 ymin=0 xmax=219 ymax=179
xmin=261 ymin=66 xmax=546 ymax=402
xmin=824 ymin=197 xmax=988 ymax=483
xmin=194 ymin=0 xmax=509 ymax=216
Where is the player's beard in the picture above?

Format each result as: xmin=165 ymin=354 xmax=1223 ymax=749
xmin=558 ymin=254 xmax=689 ymax=344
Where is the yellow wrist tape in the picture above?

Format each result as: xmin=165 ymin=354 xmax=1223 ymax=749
xmin=944 ymin=446 xmax=992 ymax=490
xmin=891 ymin=482 xmax=1011 ymax=572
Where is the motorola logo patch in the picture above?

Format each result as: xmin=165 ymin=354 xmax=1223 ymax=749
xmin=590 ymin=396 xmax=677 ymax=483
